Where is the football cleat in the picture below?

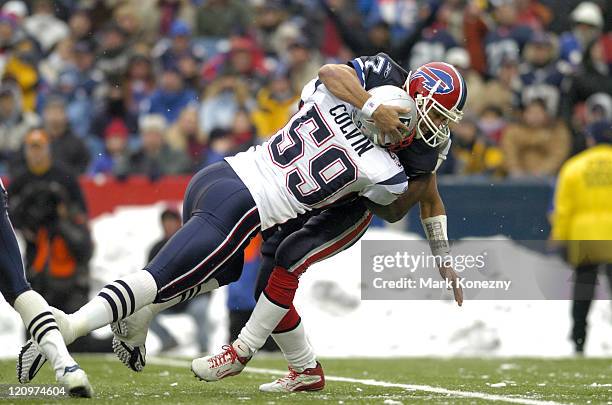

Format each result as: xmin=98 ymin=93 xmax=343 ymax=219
xmin=17 ymin=308 xmax=75 ymax=383
xmin=58 ymin=365 xmax=93 ymax=398
xmin=259 ymin=362 xmax=325 ymax=392
xmin=110 ymin=307 xmax=153 ymax=372
xmin=191 ymin=342 xmax=252 ymax=382
xmin=17 ymin=340 xmax=46 ymax=384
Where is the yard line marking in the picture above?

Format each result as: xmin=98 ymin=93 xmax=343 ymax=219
xmin=145 ymin=357 xmax=565 ymax=405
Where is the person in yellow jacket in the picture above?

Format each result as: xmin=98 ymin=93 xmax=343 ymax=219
xmin=251 ymin=68 xmax=299 ymax=139
xmin=550 ymin=120 xmax=612 ymax=354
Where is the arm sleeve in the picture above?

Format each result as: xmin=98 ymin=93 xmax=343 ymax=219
xmin=360 ymin=171 xmax=408 ymax=206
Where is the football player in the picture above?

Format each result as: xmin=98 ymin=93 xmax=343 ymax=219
xmin=0 ymin=179 xmax=92 ymax=397
xmin=190 ymin=55 xmax=467 ymax=385
xmin=17 ymin=51 xmax=415 ymax=381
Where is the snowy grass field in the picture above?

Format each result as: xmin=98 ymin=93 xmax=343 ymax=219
xmin=0 ymin=355 xmax=611 ymax=404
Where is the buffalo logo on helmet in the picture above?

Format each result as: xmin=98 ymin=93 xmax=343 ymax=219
xmin=411 ymin=67 xmax=455 ymax=95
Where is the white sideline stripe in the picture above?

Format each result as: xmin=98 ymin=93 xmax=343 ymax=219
xmin=146 ymin=357 xmax=564 ymax=405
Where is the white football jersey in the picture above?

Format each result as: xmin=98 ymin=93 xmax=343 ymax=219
xmin=226 ymin=79 xmax=408 ymax=230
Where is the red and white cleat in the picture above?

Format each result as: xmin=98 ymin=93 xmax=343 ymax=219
xmin=259 ymin=362 xmax=325 ymax=392
xmin=191 ymin=343 xmax=252 ymax=382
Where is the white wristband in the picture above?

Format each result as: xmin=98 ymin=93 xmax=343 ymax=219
xmin=421 ymin=215 xmax=450 ymax=256
xmin=361 ymin=96 xmax=382 ymax=118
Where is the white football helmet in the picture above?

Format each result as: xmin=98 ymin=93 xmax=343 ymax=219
xmin=351 ymin=85 xmax=418 ymax=151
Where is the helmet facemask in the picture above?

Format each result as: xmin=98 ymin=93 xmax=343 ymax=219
xmin=406 ymin=72 xmax=465 ymax=148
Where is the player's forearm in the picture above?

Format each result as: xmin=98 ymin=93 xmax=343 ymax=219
xmin=318 ymin=64 xmax=370 ymax=110
xmin=419 ymin=192 xmax=446 ymax=219
xmin=419 ymin=176 xmax=450 ymax=256
xmin=365 ymin=174 xmax=432 ymax=223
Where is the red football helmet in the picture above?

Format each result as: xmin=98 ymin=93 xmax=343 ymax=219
xmin=404 ymin=62 xmax=467 ymax=148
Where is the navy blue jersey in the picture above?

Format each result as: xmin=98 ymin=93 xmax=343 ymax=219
xmin=348 ymin=52 xmax=409 ymax=91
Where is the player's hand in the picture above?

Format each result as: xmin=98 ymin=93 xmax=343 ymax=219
xmin=439 ymin=266 xmax=463 ymax=307
xmin=371 ymin=105 xmax=411 ymax=145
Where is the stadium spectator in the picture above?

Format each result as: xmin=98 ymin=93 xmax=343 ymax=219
xmin=478 ymin=105 xmax=508 ymax=145
xmin=157 ymin=20 xmax=200 ymax=71
xmin=550 ymin=117 xmax=612 ymax=355
xmin=559 ymin=2 xmax=604 ymax=71
xmin=42 ymin=98 xmax=90 ymax=175
xmin=1 ymin=1 xmax=27 ymax=23
xmin=95 ymin=23 xmax=130 ymax=78
xmin=484 ymin=0 xmax=533 ymax=77
xmin=194 ymin=0 xmax=253 ymax=38
xmin=442 ymin=115 xmax=503 ymax=176
xmin=23 ymin=0 xmax=69 ymax=54
xmin=38 ymin=37 xmax=75 ymax=87
xmin=568 ymin=35 xmax=612 ymax=110
xmin=67 ymin=8 xmax=93 ymax=42
xmin=124 ymin=54 xmax=156 ymax=117
xmin=72 ymin=41 xmax=103 ymax=97
xmin=407 ymin=2 xmax=457 ymax=71
xmin=482 ymin=56 xmax=522 ymax=118
xmin=203 ymin=109 xmax=256 ymax=167
xmin=0 ymin=16 xmax=40 ymax=112
xmin=89 ymin=119 xmax=130 ymax=177
xmin=121 ymin=114 xmax=191 ymax=178
xmin=146 ymin=207 xmax=213 ymax=353
xmin=0 ymin=83 xmax=39 ymax=171
xmin=501 ymin=98 xmax=571 ymax=177
xmin=91 ymin=79 xmax=139 ymax=141
xmin=251 ymin=67 xmax=300 ymax=139
xmin=8 ymin=130 xmax=90 ymax=311
xmin=253 ymin=1 xmax=293 ymax=58
xmin=166 ymin=106 xmax=206 ymax=169
xmin=514 ymin=0 xmax=552 ymax=30
xmin=199 ymin=74 xmax=253 ymax=135
xmin=201 ymin=37 xmax=268 ymax=93
xmin=518 ymin=31 xmax=568 ymax=118
xmin=147 ymin=67 xmax=198 ymax=124
xmin=320 ymin=0 xmax=441 ymax=68
xmin=286 ymin=37 xmax=324 ymax=93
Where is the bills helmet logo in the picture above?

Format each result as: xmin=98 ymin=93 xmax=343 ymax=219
xmin=411 ymin=67 xmax=454 ymax=95
xmin=408 ymin=62 xmax=467 ymax=112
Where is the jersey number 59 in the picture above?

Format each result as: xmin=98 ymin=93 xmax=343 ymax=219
xmin=269 ymin=106 xmax=357 ymax=206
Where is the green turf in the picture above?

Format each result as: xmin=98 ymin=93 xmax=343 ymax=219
xmin=1 ymin=355 xmax=611 ymax=404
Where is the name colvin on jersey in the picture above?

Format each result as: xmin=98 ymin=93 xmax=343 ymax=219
xmin=329 ymin=104 xmax=374 ymax=157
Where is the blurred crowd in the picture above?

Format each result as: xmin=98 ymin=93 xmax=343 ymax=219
xmin=0 ymin=0 xmax=610 ymax=182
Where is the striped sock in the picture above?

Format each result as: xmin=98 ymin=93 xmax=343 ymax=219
xmin=13 ymin=290 xmax=76 ymax=376
xmin=149 ymin=278 xmax=219 ymax=315
xmin=71 ymin=271 xmax=158 ymax=337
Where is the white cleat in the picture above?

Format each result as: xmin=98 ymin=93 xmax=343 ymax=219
xmin=110 ymin=307 xmax=153 ymax=372
xmin=191 ymin=342 xmax=252 ymax=382
xmin=58 ymin=365 xmax=93 ymax=398
xmin=16 ymin=308 xmax=76 ymax=383
xmin=259 ymin=362 xmax=325 ymax=392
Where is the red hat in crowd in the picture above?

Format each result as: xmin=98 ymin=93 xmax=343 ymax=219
xmin=105 ymin=119 xmax=129 ymax=140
